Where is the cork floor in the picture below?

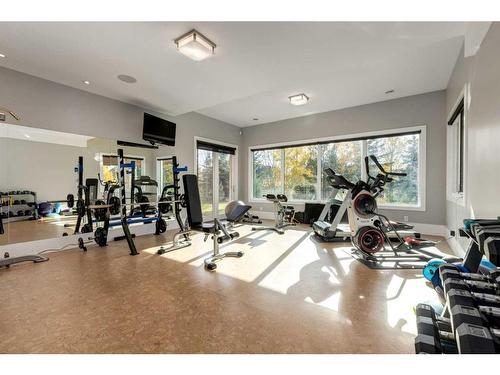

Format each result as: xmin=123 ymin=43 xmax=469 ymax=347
xmin=0 ymin=222 xmax=449 ymax=354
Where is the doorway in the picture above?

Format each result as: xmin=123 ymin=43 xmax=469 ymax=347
xmin=195 ymin=138 xmax=238 ymax=219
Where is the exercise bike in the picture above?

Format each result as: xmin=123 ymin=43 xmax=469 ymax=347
xmin=364 ymin=155 xmax=417 ymax=231
xmin=252 ymin=194 xmax=296 ymax=234
xmin=313 ymin=155 xmax=421 ymax=242
xmin=317 ymin=169 xmax=448 ymax=269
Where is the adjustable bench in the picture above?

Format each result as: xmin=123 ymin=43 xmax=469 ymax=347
xmin=182 ymin=174 xmax=244 ymax=271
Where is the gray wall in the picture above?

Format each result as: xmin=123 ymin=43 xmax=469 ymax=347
xmin=241 ymin=91 xmax=448 ymax=225
xmin=446 ymin=23 xmax=500 ymax=245
xmin=0 ymin=137 xmax=86 ymax=201
xmin=0 ymin=66 xmax=243 ymax=197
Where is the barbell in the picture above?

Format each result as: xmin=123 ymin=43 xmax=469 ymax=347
xmin=90 ymin=196 xmax=181 ymax=218
xmin=46 ymin=194 xmax=76 ymax=208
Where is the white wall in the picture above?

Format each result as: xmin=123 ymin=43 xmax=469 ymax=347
xmin=445 ymin=22 xmax=500 ymax=253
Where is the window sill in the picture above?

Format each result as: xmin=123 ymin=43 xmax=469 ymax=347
xmin=249 ymin=199 xmax=320 ymax=205
xmin=378 ymin=204 xmax=425 ymax=212
xmin=249 ymin=198 xmax=425 ymax=211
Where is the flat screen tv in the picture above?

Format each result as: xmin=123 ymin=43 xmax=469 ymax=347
xmin=142 ymin=113 xmax=176 ymax=146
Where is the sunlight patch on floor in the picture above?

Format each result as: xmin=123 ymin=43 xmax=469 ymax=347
xmin=385 ymin=273 xmax=438 ymax=335
xmin=145 ymin=226 xmax=313 ymax=283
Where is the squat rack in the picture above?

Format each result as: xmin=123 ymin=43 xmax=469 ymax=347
xmin=157 ymin=156 xmax=191 ymax=254
xmin=117 ymin=148 xmax=139 ymax=256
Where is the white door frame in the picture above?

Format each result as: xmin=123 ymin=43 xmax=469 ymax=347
xmin=193 ymin=136 xmax=239 ymax=218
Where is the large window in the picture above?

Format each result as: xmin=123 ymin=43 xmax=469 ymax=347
xmin=284 ymin=146 xmax=318 ymax=201
xmin=252 ymin=149 xmax=282 ymax=198
xmin=250 ymin=127 xmax=424 ymax=209
xmin=320 ymin=141 xmax=362 ymax=200
xmin=367 ymin=134 xmax=419 ymax=206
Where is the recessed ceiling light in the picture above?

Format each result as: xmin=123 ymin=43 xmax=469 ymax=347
xmin=175 ymin=29 xmax=216 ymax=62
xmin=289 ymin=93 xmax=309 ymax=106
xmin=0 ymin=53 xmax=5 ymax=58
xmin=385 ymin=89 xmax=395 ymax=94
xmin=82 ymin=80 xmax=90 ymax=85
xmin=118 ymin=75 xmax=137 ymax=84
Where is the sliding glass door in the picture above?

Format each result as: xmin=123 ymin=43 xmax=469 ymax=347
xmin=196 ymin=140 xmax=236 ymax=219
xmin=197 ymin=149 xmax=215 ymax=217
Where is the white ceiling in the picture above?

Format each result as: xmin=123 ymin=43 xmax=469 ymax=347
xmin=0 ymin=22 xmax=467 ymax=127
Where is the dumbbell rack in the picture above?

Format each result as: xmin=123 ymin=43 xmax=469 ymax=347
xmin=415 ymin=262 xmax=500 ymax=354
xmin=0 ymin=191 xmax=39 ymax=223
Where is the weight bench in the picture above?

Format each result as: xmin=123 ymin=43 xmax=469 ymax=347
xmin=252 ymin=193 xmax=296 ymax=234
xmin=183 ymin=174 xmax=244 ymax=271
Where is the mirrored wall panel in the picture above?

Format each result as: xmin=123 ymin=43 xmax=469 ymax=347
xmin=0 ymin=123 xmax=174 ymax=245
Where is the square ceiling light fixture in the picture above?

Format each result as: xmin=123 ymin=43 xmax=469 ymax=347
xmin=175 ymin=29 xmax=216 ymax=61
xmin=289 ymin=93 xmax=309 ymax=106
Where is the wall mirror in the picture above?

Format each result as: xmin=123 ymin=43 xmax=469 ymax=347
xmin=0 ymin=123 xmax=177 ymax=254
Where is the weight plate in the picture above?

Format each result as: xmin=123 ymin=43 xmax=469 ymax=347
xmin=108 ymin=196 xmax=121 ymax=215
xmin=159 ymin=197 xmax=172 ymax=214
xmin=156 ymin=218 xmax=167 ymax=233
xmin=94 ymin=227 xmax=107 ymax=247
xmin=81 ymin=224 xmax=92 ymax=233
xmin=93 ymin=200 xmax=107 ymax=221
xmin=67 ymin=194 xmax=75 ymax=208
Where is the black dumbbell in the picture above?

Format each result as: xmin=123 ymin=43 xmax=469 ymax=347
xmin=415 ymin=333 xmax=443 ymax=354
xmin=415 ymin=304 xmax=457 ymax=354
xmin=455 ymin=323 xmax=499 ymax=353
xmin=450 ymin=304 xmax=500 ymax=333
xmin=443 ymin=278 xmax=499 ymax=298
xmin=447 ymin=288 xmax=500 ymax=310
xmin=440 ymin=264 xmax=500 ymax=285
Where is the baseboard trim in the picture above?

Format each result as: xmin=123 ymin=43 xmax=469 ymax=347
xmin=409 ymin=223 xmax=448 ymax=237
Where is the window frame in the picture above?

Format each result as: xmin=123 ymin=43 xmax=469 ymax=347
xmin=248 ymin=125 xmax=427 ymax=211
xmin=156 ymin=155 xmax=175 ymax=195
xmin=193 ymin=136 xmax=239 ymax=217
xmin=447 ymin=88 xmax=468 ymax=206
xmin=99 ymin=152 xmax=147 ymax=194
